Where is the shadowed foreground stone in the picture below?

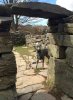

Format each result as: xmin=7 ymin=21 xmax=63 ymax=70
xmin=0 ymin=18 xmax=17 ymax=100
xmin=0 ymin=53 xmax=17 ymax=76
xmin=48 ymin=44 xmax=66 ymax=58
xmin=0 ymin=88 xmax=17 ymax=100
xmin=0 ymin=36 xmax=13 ymax=53
xmin=66 ymin=47 xmax=73 ymax=67
xmin=47 ymin=57 xmax=73 ymax=97
xmin=61 ymin=95 xmax=73 ymax=100
xmin=31 ymin=89 xmax=56 ymax=100
xmin=18 ymin=93 xmax=33 ymax=100
xmin=63 ymin=15 xmax=73 ymax=23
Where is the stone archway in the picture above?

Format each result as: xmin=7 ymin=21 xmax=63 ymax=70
xmin=0 ymin=2 xmax=73 ymax=99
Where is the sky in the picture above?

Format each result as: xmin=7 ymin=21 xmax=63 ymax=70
xmin=38 ymin=0 xmax=56 ymax=4
xmin=56 ymin=0 xmax=73 ymax=11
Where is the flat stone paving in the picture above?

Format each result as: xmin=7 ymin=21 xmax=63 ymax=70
xmin=14 ymin=51 xmax=73 ymax=100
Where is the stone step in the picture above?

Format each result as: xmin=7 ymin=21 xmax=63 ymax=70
xmin=31 ymin=89 xmax=56 ymax=100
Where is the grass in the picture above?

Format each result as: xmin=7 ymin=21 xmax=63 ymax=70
xmin=14 ymin=45 xmax=34 ymax=56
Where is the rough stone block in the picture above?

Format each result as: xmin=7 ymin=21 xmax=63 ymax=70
xmin=66 ymin=47 xmax=73 ymax=67
xmin=48 ymin=44 xmax=66 ymax=58
xmin=63 ymin=35 xmax=73 ymax=47
xmin=64 ymin=23 xmax=73 ymax=34
xmin=48 ymin=33 xmax=73 ymax=47
xmin=0 ymin=52 xmax=17 ymax=90
xmin=64 ymin=27 xmax=73 ymax=34
xmin=63 ymin=15 xmax=73 ymax=23
xmin=47 ymin=57 xmax=73 ymax=98
xmin=48 ymin=26 xmax=58 ymax=33
xmin=0 ymin=20 xmax=12 ymax=32
xmin=0 ymin=75 xmax=16 ymax=90
xmin=58 ymin=23 xmax=64 ymax=33
xmin=0 ymin=87 xmax=17 ymax=100
xmin=47 ymin=57 xmax=56 ymax=89
xmin=64 ymin=23 xmax=73 ymax=28
xmin=31 ymin=91 xmax=56 ymax=100
xmin=0 ymin=36 xmax=13 ymax=53
xmin=48 ymin=33 xmax=62 ymax=45
xmin=0 ymin=52 xmax=17 ymax=76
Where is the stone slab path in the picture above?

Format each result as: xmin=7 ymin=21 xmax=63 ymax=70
xmin=13 ymin=51 xmax=73 ymax=100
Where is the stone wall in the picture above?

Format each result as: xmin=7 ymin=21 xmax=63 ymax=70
xmin=11 ymin=31 xmax=26 ymax=46
xmin=25 ymin=34 xmax=49 ymax=46
xmin=47 ymin=16 xmax=73 ymax=98
xmin=11 ymin=32 xmax=49 ymax=46
xmin=0 ymin=18 xmax=17 ymax=100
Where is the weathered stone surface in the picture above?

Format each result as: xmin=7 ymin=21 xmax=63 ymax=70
xmin=63 ymin=15 xmax=73 ymax=23
xmin=18 ymin=93 xmax=33 ymax=100
xmin=48 ymin=33 xmax=73 ymax=47
xmin=0 ymin=75 xmax=16 ymax=90
xmin=48 ymin=33 xmax=62 ymax=45
xmin=63 ymin=23 xmax=73 ymax=34
xmin=48 ymin=44 xmax=66 ymax=58
xmin=66 ymin=47 xmax=73 ymax=67
xmin=16 ymin=75 xmax=45 ymax=89
xmin=0 ymin=36 xmax=13 ymax=53
xmin=64 ymin=27 xmax=73 ymax=34
xmin=61 ymin=95 xmax=73 ymax=100
xmin=0 ymin=20 xmax=12 ymax=32
xmin=63 ymin=35 xmax=73 ymax=47
xmin=58 ymin=23 xmax=64 ymax=33
xmin=0 ymin=87 xmax=17 ymax=100
xmin=12 ymin=2 xmax=73 ymax=18
xmin=0 ymin=52 xmax=17 ymax=76
xmin=0 ymin=52 xmax=17 ymax=90
xmin=0 ymin=5 xmax=11 ymax=17
xmin=48 ymin=26 xmax=58 ymax=33
xmin=47 ymin=57 xmax=73 ymax=98
xmin=31 ymin=89 xmax=56 ymax=100
xmin=47 ymin=57 xmax=56 ymax=89
xmin=17 ymin=84 xmax=44 ymax=96
xmin=64 ymin=23 xmax=73 ymax=28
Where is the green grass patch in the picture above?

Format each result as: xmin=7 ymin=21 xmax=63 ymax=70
xmin=14 ymin=46 xmax=34 ymax=56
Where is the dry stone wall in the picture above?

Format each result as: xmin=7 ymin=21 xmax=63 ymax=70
xmin=47 ymin=16 xmax=73 ymax=98
xmin=11 ymin=32 xmax=49 ymax=46
xmin=0 ymin=18 xmax=17 ymax=100
xmin=25 ymin=34 xmax=50 ymax=47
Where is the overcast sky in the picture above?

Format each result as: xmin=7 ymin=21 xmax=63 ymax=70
xmin=56 ymin=0 xmax=73 ymax=11
xmin=37 ymin=0 xmax=73 ymax=11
